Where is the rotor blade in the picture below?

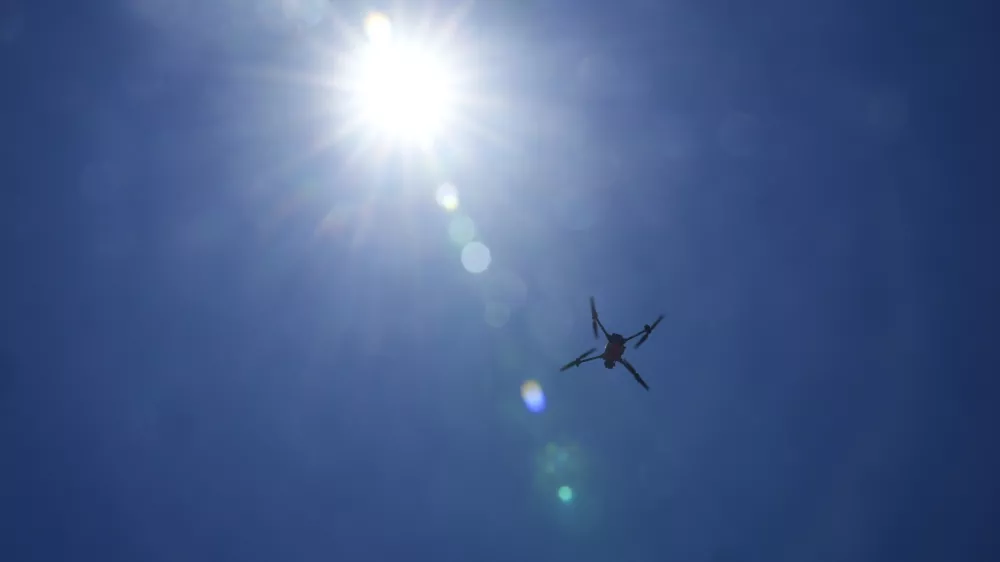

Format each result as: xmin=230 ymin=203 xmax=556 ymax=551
xmin=648 ymin=315 xmax=664 ymax=331
xmin=633 ymin=372 xmax=650 ymax=390
xmin=590 ymin=297 xmax=599 ymax=339
xmin=560 ymin=348 xmax=597 ymax=371
xmin=634 ymin=315 xmax=664 ymax=348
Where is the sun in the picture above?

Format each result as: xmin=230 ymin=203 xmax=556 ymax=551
xmin=345 ymin=12 xmax=457 ymax=147
xmin=356 ymin=44 xmax=454 ymax=142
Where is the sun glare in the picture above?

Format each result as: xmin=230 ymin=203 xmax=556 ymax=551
xmin=348 ymin=12 xmax=456 ymax=146
xmin=364 ymin=12 xmax=393 ymax=46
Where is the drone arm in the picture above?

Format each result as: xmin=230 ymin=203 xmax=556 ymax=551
xmin=560 ymin=348 xmax=602 ymax=371
xmin=623 ymin=329 xmax=647 ymax=343
xmin=619 ymin=358 xmax=650 ymax=391
xmin=560 ymin=354 xmax=603 ymax=371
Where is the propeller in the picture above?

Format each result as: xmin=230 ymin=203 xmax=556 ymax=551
xmin=590 ymin=297 xmax=599 ymax=339
xmin=560 ymin=348 xmax=597 ymax=371
xmin=634 ymin=314 xmax=664 ymax=348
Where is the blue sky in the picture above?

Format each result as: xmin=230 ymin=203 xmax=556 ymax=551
xmin=2 ymin=1 xmax=997 ymax=561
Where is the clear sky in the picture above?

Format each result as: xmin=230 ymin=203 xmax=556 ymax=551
xmin=2 ymin=1 xmax=997 ymax=561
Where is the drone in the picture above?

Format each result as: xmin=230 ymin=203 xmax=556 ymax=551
xmin=559 ymin=297 xmax=664 ymax=391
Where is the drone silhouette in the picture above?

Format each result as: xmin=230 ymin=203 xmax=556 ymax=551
xmin=559 ymin=297 xmax=663 ymax=391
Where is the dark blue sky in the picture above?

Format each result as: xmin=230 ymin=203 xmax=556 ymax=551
xmin=2 ymin=1 xmax=998 ymax=561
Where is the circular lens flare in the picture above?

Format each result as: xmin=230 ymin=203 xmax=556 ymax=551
xmin=363 ymin=12 xmax=393 ymax=46
xmin=484 ymin=301 xmax=511 ymax=328
xmin=558 ymin=485 xmax=574 ymax=503
xmin=461 ymin=241 xmax=491 ymax=273
xmin=436 ymin=183 xmax=459 ymax=211
xmin=520 ymin=380 xmax=546 ymax=413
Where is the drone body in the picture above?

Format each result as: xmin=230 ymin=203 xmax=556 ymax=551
xmin=559 ymin=297 xmax=664 ymax=391
xmin=601 ymin=333 xmax=627 ymax=368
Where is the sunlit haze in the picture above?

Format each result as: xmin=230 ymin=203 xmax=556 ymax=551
xmin=7 ymin=2 xmax=990 ymax=562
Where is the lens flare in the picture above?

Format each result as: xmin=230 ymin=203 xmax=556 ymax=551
xmin=484 ymin=301 xmax=511 ymax=328
xmin=363 ymin=11 xmax=393 ymax=46
xmin=520 ymin=380 xmax=546 ymax=413
xmin=558 ymin=485 xmax=574 ymax=503
xmin=461 ymin=241 xmax=491 ymax=273
xmin=481 ymin=268 xmax=528 ymax=312
xmin=435 ymin=183 xmax=459 ymax=211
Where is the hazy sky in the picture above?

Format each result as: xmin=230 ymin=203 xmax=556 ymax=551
xmin=2 ymin=1 xmax=997 ymax=561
